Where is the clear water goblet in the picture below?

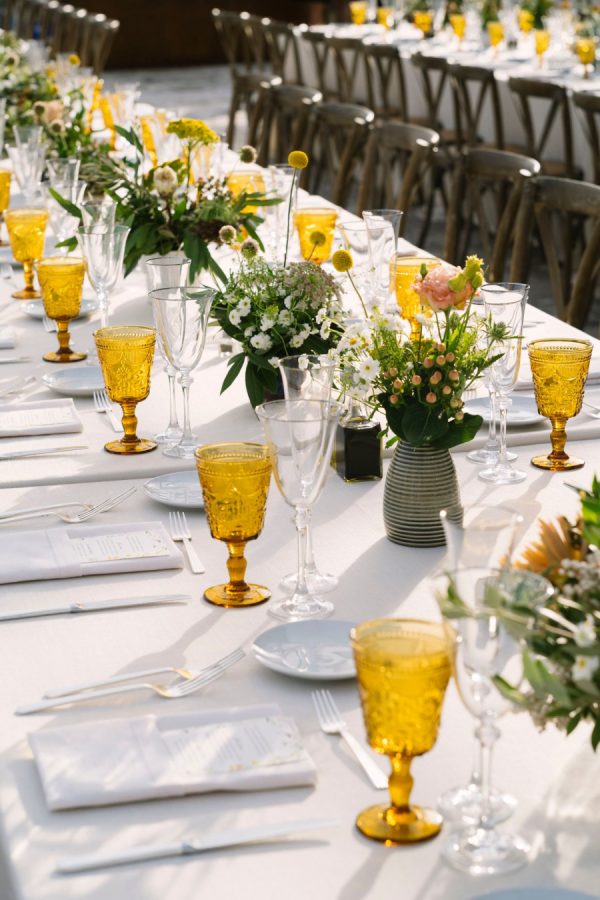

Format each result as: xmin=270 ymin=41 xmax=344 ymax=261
xmin=256 ymin=399 xmax=341 ymax=621
xmin=77 ymin=224 xmax=130 ymax=329
xmin=278 ymin=354 xmax=338 ymax=596
xmin=6 ymin=143 xmax=46 ymax=198
xmin=150 ymin=286 xmax=215 ymax=459
xmin=337 ymin=220 xmax=372 ymax=305
xmin=80 ymin=196 xmax=117 ymax=229
xmin=362 ymin=209 xmax=402 ymax=308
xmin=46 ymin=157 xmax=80 ymax=186
xmin=267 ymin=164 xmax=298 ymax=263
xmin=479 ymin=283 xmax=528 ymax=485
xmin=44 ymin=180 xmax=87 ymax=253
xmin=146 ymin=256 xmax=191 ymax=445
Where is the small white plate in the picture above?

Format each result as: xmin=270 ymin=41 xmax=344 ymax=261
xmin=42 ymin=365 xmax=104 ymax=397
xmin=144 ymin=470 xmax=204 ymax=509
xmin=252 ymin=620 xmax=357 ymax=680
xmin=21 ymin=297 xmax=98 ymax=320
xmin=473 ymin=890 xmax=597 ymax=900
xmin=465 ymin=396 xmax=544 ymax=427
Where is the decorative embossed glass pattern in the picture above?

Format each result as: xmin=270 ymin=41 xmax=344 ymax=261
xmin=38 ymin=256 xmax=86 ymax=363
xmin=196 ymin=443 xmax=272 ymax=608
xmin=0 ymin=168 xmax=11 ymax=247
xmin=294 ymin=209 xmax=338 ymax=264
xmin=5 ymin=207 xmax=49 ymax=299
xmin=391 ymin=255 xmax=439 ymax=340
xmin=352 ymin=619 xmax=451 ymax=844
xmin=528 ymin=338 xmax=592 ymax=471
xmin=95 ymin=325 xmax=157 ymax=455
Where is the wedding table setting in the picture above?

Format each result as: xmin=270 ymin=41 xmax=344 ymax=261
xmin=0 ymin=25 xmax=599 ymax=900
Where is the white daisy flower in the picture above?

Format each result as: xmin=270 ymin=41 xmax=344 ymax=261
xmin=573 ymin=615 xmax=597 ymax=648
xmin=250 ymin=332 xmax=273 ymax=352
xmin=260 ymin=315 xmax=276 ymax=331
xmin=358 ymin=357 xmax=380 ymax=381
xmin=229 ymin=309 xmax=242 ymax=326
xmin=572 ymin=655 xmax=599 ymax=682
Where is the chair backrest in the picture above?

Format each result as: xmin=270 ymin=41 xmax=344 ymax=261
xmin=444 ymin=147 xmax=540 ymax=281
xmin=410 ymin=52 xmax=449 ymax=132
xmin=508 ymin=76 xmax=575 ymax=177
xmin=511 ymin=175 xmax=600 ymax=328
xmin=303 ymin=100 xmax=375 ymax=208
xmin=301 ymin=30 xmax=335 ymax=99
xmin=239 ymin=11 xmax=268 ymax=69
xmin=3 ymin=0 xmax=26 ymax=33
xmin=211 ymin=8 xmax=254 ymax=73
xmin=362 ymin=41 xmax=408 ymax=122
xmin=356 ymin=121 xmax=440 ymax=232
xmin=573 ymin=90 xmax=600 ymax=186
xmin=328 ymin=36 xmax=365 ymax=104
xmin=245 ymin=75 xmax=283 ymax=165
xmin=256 ymin=82 xmax=322 ymax=165
xmin=447 ymin=62 xmax=504 ymax=150
xmin=261 ymin=18 xmax=304 ymax=83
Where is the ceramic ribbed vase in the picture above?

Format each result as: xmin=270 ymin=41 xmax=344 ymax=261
xmin=383 ymin=441 xmax=463 ymax=547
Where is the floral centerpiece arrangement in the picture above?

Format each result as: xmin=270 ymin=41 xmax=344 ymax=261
xmin=0 ymin=32 xmax=57 ymax=137
xmin=33 ymin=86 xmax=98 ymax=160
xmin=61 ymin=120 xmax=275 ymax=280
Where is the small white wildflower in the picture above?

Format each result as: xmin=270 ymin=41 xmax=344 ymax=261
xmin=284 ymin=295 xmax=293 ymax=310
xmin=278 ymin=309 xmax=292 ymax=326
xmin=229 ymin=308 xmax=242 ymax=326
xmin=154 ymin=165 xmax=178 ymax=197
xmin=320 ymin=321 xmax=331 ymax=340
xmin=244 ymin=326 xmax=255 ymax=337
xmin=358 ymin=357 xmax=380 ymax=381
xmin=250 ymin=332 xmax=273 ymax=352
xmin=573 ymin=615 xmax=597 ymax=648
xmin=269 ymin=356 xmax=280 ymax=368
xmin=298 ymin=355 xmax=309 ymax=371
xmin=572 ymin=655 xmax=599 ymax=682
xmin=237 ymin=299 xmax=251 ymax=316
xmin=260 ymin=315 xmax=276 ymax=331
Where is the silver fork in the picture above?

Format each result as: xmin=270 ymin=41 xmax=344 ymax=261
xmin=42 ymin=315 xmax=57 ymax=333
xmin=16 ymin=648 xmax=245 ymax=714
xmin=93 ymin=389 xmax=122 ymax=432
xmin=169 ymin=510 xmax=205 ymax=573
xmin=312 ymin=689 xmax=388 ymax=790
xmin=0 ymin=485 xmax=136 ymax=524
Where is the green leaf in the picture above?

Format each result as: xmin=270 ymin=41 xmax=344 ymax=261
xmin=49 ymin=188 xmax=82 ymax=220
xmin=492 ymin=675 xmax=530 ymax=707
xmin=114 ymin=124 xmax=143 ymax=155
xmin=245 ymin=361 xmax=266 ymax=408
xmin=401 ymin=403 xmax=448 ymax=446
xmin=220 ymin=353 xmax=245 ymax=394
xmin=207 ymin=253 xmax=227 ymax=285
xmin=592 ymin=717 xmax=600 ymax=751
xmin=431 ymin=413 xmax=483 ymax=450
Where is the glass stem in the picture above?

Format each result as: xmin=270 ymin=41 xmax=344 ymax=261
xmin=98 ymin=290 xmax=109 ymax=329
xmin=120 ymin=400 xmax=139 ymax=445
xmin=486 ymin=385 xmax=498 ymax=451
xmin=180 ymin=372 xmax=193 ymax=442
xmin=549 ymin=416 xmax=568 ymax=463
xmin=497 ymin=396 xmax=509 ymax=468
xmin=304 ymin=514 xmax=316 ymax=577
xmin=475 ymin=714 xmax=500 ymax=831
xmin=225 ymin=541 xmax=249 ymax=595
xmin=389 ymin=754 xmax=413 ymax=812
xmin=294 ymin=506 xmax=311 ymax=600
xmin=56 ymin=321 xmax=71 ymax=356
xmin=167 ymin=367 xmax=179 ymax=429
xmin=23 ymin=259 xmax=34 ymax=293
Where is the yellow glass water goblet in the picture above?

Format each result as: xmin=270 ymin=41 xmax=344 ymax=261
xmin=377 ymin=6 xmax=394 ymax=28
xmin=0 ymin=168 xmax=11 ymax=247
xmin=94 ymin=325 xmax=157 ymax=455
xmin=5 ymin=207 xmax=49 ymax=299
xmin=352 ymin=618 xmax=452 ymax=844
xmin=294 ymin=208 xmax=338 ymax=264
xmin=196 ymin=442 xmax=272 ymax=608
xmin=575 ymin=37 xmax=597 ymax=78
xmin=450 ymin=13 xmax=466 ymax=41
xmin=391 ymin=254 xmax=439 ymax=340
xmin=38 ymin=256 xmax=87 ymax=363
xmin=518 ymin=9 xmax=534 ymax=33
xmin=528 ymin=338 xmax=592 ymax=471
xmin=487 ymin=20 xmax=504 ymax=48
xmin=349 ymin=0 xmax=368 ymax=24
xmin=226 ymin=169 xmax=266 ymax=215
xmin=414 ymin=10 xmax=434 ymax=37
xmin=535 ymin=28 xmax=550 ymax=64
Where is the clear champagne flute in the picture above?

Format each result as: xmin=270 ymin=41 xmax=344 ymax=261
xmin=362 ymin=209 xmax=402 ymax=309
xmin=77 ymin=224 xmax=129 ymax=329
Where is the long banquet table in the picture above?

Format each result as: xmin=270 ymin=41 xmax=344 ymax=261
xmin=0 ymin=189 xmax=600 ymax=899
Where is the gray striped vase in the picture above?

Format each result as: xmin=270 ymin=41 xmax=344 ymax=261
xmin=383 ymin=442 xmax=463 ymax=548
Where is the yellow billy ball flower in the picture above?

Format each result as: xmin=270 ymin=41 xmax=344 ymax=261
xmin=332 ymin=249 xmax=354 ymax=273
xmin=309 ymin=230 xmax=326 ymax=247
xmin=68 ymin=53 xmax=80 ymax=66
xmin=288 ymin=150 xmax=309 ymax=169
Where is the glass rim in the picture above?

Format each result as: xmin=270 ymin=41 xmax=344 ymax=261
xmin=94 ymin=324 xmax=155 ymax=343
xmin=255 ymin=399 xmax=341 ymax=422
xmin=528 ymin=337 xmax=593 ymax=355
xmin=77 ymin=223 xmax=130 ymax=235
xmin=146 ymin=256 xmax=191 ymax=267
xmin=149 ymin=286 xmax=215 ymax=300
xmin=277 ymin=353 xmax=336 ymax=368
xmin=195 ymin=441 xmax=271 ymax=462
xmin=350 ymin=618 xmax=450 ymax=658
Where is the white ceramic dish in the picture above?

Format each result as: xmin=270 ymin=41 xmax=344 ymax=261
xmin=465 ymin=395 xmax=544 ymax=427
xmin=252 ymin=620 xmax=357 ymax=680
xmin=42 ymin=365 xmax=104 ymax=397
xmin=21 ymin=296 xmax=98 ymax=320
xmin=143 ymin=470 xmax=204 ymax=509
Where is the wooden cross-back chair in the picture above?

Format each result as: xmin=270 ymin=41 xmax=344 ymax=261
xmin=511 ymin=175 xmax=600 ymax=329
xmin=328 ymin=36 xmax=366 ymax=104
xmin=508 ymin=77 xmax=581 ymax=179
xmin=255 ymin=82 xmax=322 ymax=166
xmin=1 ymin=0 xmax=25 ymax=32
xmin=447 ymin=62 xmax=506 ymax=151
xmin=302 ymin=100 xmax=375 ymax=209
xmin=356 ymin=121 xmax=440 ymax=244
xmin=78 ymin=12 xmax=119 ymax=74
xmin=362 ymin=41 xmax=409 ymax=122
xmin=301 ymin=30 xmax=336 ymax=100
xmin=444 ymin=147 xmax=540 ymax=281
xmin=573 ymin=90 xmax=600 ymax=186
xmin=260 ymin=18 xmax=304 ymax=83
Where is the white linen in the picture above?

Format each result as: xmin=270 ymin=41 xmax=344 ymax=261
xmin=29 ymin=704 xmax=317 ymax=810
xmin=0 ymin=520 xmax=183 ymax=584
xmin=0 ymin=398 xmax=82 ymax=436
xmin=0 ymin=328 xmax=16 ymax=349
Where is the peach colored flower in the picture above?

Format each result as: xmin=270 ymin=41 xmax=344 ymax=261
xmin=42 ymin=100 xmax=64 ymax=124
xmin=425 ymin=392 xmax=437 ymax=404
xmin=411 ymin=374 xmax=422 ymax=386
xmin=430 ymin=371 xmax=442 ymax=385
xmin=413 ymin=263 xmax=474 ymax=312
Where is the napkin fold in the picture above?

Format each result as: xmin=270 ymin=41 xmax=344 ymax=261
xmin=29 ymin=704 xmax=317 ymax=811
xmin=0 ymin=520 xmax=183 ymax=584
xmin=0 ymin=398 xmax=82 ymax=436
xmin=0 ymin=328 xmax=16 ymax=349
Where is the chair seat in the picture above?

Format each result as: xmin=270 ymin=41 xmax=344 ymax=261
xmin=540 ymin=159 xmax=583 ymax=180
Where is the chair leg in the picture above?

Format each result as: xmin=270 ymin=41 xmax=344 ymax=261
xmin=226 ymin=87 xmax=240 ymax=148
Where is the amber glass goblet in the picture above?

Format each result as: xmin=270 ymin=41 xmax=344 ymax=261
xmin=352 ymin=618 xmax=452 ymax=844
xmin=534 ymin=29 xmax=550 ymax=65
xmin=294 ymin=208 xmax=338 ymax=264
xmin=487 ymin=20 xmax=504 ymax=50
xmin=391 ymin=255 xmax=439 ymax=340
xmin=0 ymin=168 xmax=11 ymax=246
xmin=349 ymin=1 xmax=368 ymax=24
xmin=94 ymin=325 xmax=157 ymax=455
xmin=528 ymin=338 xmax=592 ymax=471
xmin=450 ymin=13 xmax=466 ymax=42
xmin=575 ymin=37 xmax=597 ymax=78
xmin=196 ymin=442 xmax=272 ymax=608
xmin=38 ymin=256 xmax=87 ymax=363
xmin=5 ymin=207 xmax=49 ymax=299
xmin=226 ymin=169 xmax=266 ymax=215
xmin=413 ymin=9 xmax=434 ymax=37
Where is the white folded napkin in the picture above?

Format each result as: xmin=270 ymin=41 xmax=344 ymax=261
xmin=0 ymin=328 xmax=16 ymax=349
xmin=0 ymin=398 xmax=82 ymax=436
xmin=0 ymin=520 xmax=183 ymax=584
xmin=29 ymin=704 xmax=317 ymax=811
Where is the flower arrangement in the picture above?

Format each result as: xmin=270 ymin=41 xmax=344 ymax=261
xmin=212 ymin=255 xmax=345 ymax=406
xmin=60 ymin=122 xmax=274 ymax=279
xmin=32 ymin=87 xmax=97 ymax=159
xmin=337 ymin=255 xmax=506 ymax=449
xmin=0 ymin=34 xmax=58 ymax=137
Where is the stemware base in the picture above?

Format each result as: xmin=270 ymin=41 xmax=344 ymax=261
xmin=43 ymin=349 xmax=87 ymax=363
xmin=268 ymin=594 xmax=334 ymax=621
xmin=104 ymin=438 xmax=157 ymax=455
xmin=530 ymin=453 xmax=584 ymax=471
xmin=443 ymin=825 xmax=530 ymax=875
xmin=467 ymin=447 xmax=516 ymax=464
xmin=204 ymin=583 xmax=271 ymax=608
xmin=12 ymin=287 xmax=40 ymax=300
xmin=356 ymin=803 xmax=443 ymax=844
xmin=155 ymin=426 xmax=183 ymax=445
xmin=163 ymin=439 xmax=199 ymax=459
xmin=437 ymin=783 xmax=517 ymax=826
xmin=280 ymin=569 xmax=338 ymax=594
xmin=479 ymin=465 xmax=527 ymax=484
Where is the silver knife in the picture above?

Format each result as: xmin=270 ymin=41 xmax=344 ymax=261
xmin=0 ymin=445 xmax=88 ymax=460
xmin=0 ymin=594 xmax=191 ymax=621
xmin=0 ymin=356 xmax=31 ymax=364
xmin=56 ymin=819 xmax=338 ymax=874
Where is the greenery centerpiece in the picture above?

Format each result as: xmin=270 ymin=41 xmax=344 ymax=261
xmin=0 ymin=32 xmax=58 ymax=137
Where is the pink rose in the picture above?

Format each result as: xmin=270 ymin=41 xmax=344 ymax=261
xmin=413 ymin=263 xmax=474 ymax=312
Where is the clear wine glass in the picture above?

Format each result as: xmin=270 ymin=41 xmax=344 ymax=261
xmin=150 ymin=286 xmax=214 ymax=459
xmin=77 ymin=224 xmax=130 ymax=329
xmin=362 ymin=209 xmax=402 ymax=309
xmin=435 ymin=567 xmax=553 ymax=875
xmin=278 ymin=354 xmax=338 ymax=595
xmin=6 ymin=143 xmax=46 ymax=199
xmin=81 ymin=196 xmax=117 ymax=229
xmin=267 ymin=164 xmax=298 ymax=263
xmin=479 ymin=283 xmax=528 ymax=485
xmin=146 ymin=256 xmax=191 ymax=445
xmin=256 ymin=399 xmax=341 ymax=621
xmin=46 ymin=157 xmax=80 ymax=186
xmin=44 ymin=180 xmax=87 ymax=253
